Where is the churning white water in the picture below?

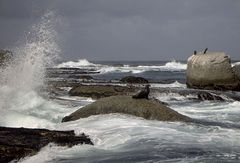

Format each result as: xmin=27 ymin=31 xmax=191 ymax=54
xmin=1 ymin=11 xmax=240 ymax=163
xmin=0 ymin=11 xmax=64 ymax=128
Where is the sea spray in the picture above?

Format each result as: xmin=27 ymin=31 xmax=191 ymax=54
xmin=0 ymin=11 xmax=60 ymax=91
xmin=0 ymin=11 xmax=63 ymax=128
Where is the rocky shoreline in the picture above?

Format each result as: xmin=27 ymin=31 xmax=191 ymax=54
xmin=0 ymin=126 xmax=93 ymax=163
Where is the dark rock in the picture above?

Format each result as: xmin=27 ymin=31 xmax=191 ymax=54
xmin=151 ymin=87 xmax=240 ymax=102
xmin=69 ymin=85 xmax=136 ymax=99
xmin=0 ymin=126 xmax=93 ymax=163
xmin=197 ymin=92 xmax=224 ymax=101
xmin=132 ymin=84 xmax=150 ymax=99
xmin=113 ymin=63 xmax=124 ymax=67
xmin=46 ymin=68 xmax=99 ymax=79
xmin=62 ymin=95 xmax=191 ymax=122
xmin=0 ymin=49 xmax=12 ymax=67
xmin=120 ymin=76 xmax=148 ymax=84
xmin=79 ymin=75 xmax=93 ymax=80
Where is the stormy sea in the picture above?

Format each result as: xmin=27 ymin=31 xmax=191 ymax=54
xmin=1 ymin=12 xmax=240 ymax=163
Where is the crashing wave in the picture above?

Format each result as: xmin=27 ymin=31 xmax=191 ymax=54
xmin=232 ymin=62 xmax=240 ymax=67
xmin=163 ymin=60 xmax=187 ymax=70
xmin=56 ymin=59 xmax=187 ymax=74
xmin=56 ymin=59 xmax=98 ymax=68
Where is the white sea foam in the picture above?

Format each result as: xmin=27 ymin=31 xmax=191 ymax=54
xmin=151 ymin=81 xmax=186 ymax=88
xmin=1 ymin=10 xmax=240 ymax=163
xmin=56 ymin=59 xmax=187 ymax=74
xmin=98 ymin=61 xmax=187 ymax=74
xmin=0 ymin=11 xmax=63 ymax=128
xmin=56 ymin=59 xmax=98 ymax=68
xmin=232 ymin=61 xmax=240 ymax=66
xmin=20 ymin=114 xmax=240 ymax=162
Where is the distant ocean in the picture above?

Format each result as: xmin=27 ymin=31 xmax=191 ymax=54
xmin=1 ymin=11 xmax=240 ymax=163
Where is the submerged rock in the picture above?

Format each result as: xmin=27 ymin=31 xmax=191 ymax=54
xmin=120 ymin=76 xmax=149 ymax=84
xmin=69 ymin=85 xmax=136 ymax=99
xmin=79 ymin=75 xmax=94 ymax=80
xmin=62 ymin=95 xmax=191 ymax=122
xmin=186 ymin=52 xmax=240 ymax=91
xmin=0 ymin=126 xmax=93 ymax=163
xmin=197 ymin=92 xmax=224 ymax=101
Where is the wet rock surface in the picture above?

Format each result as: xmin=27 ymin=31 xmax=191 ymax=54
xmin=62 ymin=95 xmax=191 ymax=122
xmin=120 ymin=76 xmax=149 ymax=83
xmin=151 ymin=87 xmax=240 ymax=102
xmin=0 ymin=126 xmax=93 ymax=163
xmin=69 ymin=85 xmax=136 ymax=99
xmin=197 ymin=92 xmax=225 ymax=101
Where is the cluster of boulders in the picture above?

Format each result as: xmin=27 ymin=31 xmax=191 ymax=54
xmin=3 ymin=49 xmax=239 ymax=162
xmin=62 ymin=74 xmax=193 ymax=123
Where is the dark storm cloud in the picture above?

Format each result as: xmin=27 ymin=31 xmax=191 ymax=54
xmin=0 ymin=0 xmax=240 ymax=60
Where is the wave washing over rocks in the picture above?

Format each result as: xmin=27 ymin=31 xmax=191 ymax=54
xmin=1 ymin=11 xmax=240 ymax=163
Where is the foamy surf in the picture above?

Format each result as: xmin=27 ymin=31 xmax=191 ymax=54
xmin=56 ymin=59 xmax=99 ymax=68
xmin=1 ymin=10 xmax=240 ymax=163
xmin=56 ymin=59 xmax=187 ymax=74
xmin=19 ymin=114 xmax=240 ymax=163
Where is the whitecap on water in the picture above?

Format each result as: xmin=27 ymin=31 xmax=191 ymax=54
xmin=0 ymin=11 xmax=64 ymax=128
xmin=56 ymin=59 xmax=187 ymax=74
xmin=56 ymin=59 xmax=99 ymax=68
xmin=151 ymin=81 xmax=186 ymax=88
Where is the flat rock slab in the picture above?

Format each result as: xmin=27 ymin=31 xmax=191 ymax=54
xmin=62 ymin=95 xmax=191 ymax=122
xmin=0 ymin=126 xmax=93 ymax=163
xmin=69 ymin=85 xmax=136 ymax=99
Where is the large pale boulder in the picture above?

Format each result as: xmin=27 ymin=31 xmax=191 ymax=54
xmin=62 ymin=95 xmax=191 ymax=122
xmin=186 ymin=52 xmax=239 ymax=90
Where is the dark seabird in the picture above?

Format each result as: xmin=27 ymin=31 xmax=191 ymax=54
xmin=194 ymin=50 xmax=197 ymax=55
xmin=203 ymin=48 xmax=208 ymax=54
xmin=132 ymin=84 xmax=150 ymax=99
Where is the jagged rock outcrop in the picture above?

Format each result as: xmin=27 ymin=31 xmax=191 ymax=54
xmin=0 ymin=126 xmax=93 ymax=163
xmin=62 ymin=95 xmax=191 ymax=122
xmin=69 ymin=85 xmax=136 ymax=99
xmin=186 ymin=52 xmax=240 ymax=90
xmin=120 ymin=76 xmax=149 ymax=83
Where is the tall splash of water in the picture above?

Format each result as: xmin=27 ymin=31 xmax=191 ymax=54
xmin=0 ymin=11 xmax=61 ymax=127
xmin=0 ymin=11 xmax=60 ymax=91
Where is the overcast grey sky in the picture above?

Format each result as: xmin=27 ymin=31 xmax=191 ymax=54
xmin=0 ymin=0 xmax=239 ymax=61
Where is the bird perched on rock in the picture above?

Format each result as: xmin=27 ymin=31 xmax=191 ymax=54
xmin=132 ymin=84 xmax=150 ymax=99
xmin=203 ymin=48 xmax=208 ymax=54
xmin=194 ymin=50 xmax=197 ymax=55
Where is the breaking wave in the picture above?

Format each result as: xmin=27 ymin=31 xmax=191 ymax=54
xmin=56 ymin=59 xmax=187 ymax=74
xmin=0 ymin=11 xmax=63 ymax=128
xmin=56 ymin=59 xmax=98 ymax=68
